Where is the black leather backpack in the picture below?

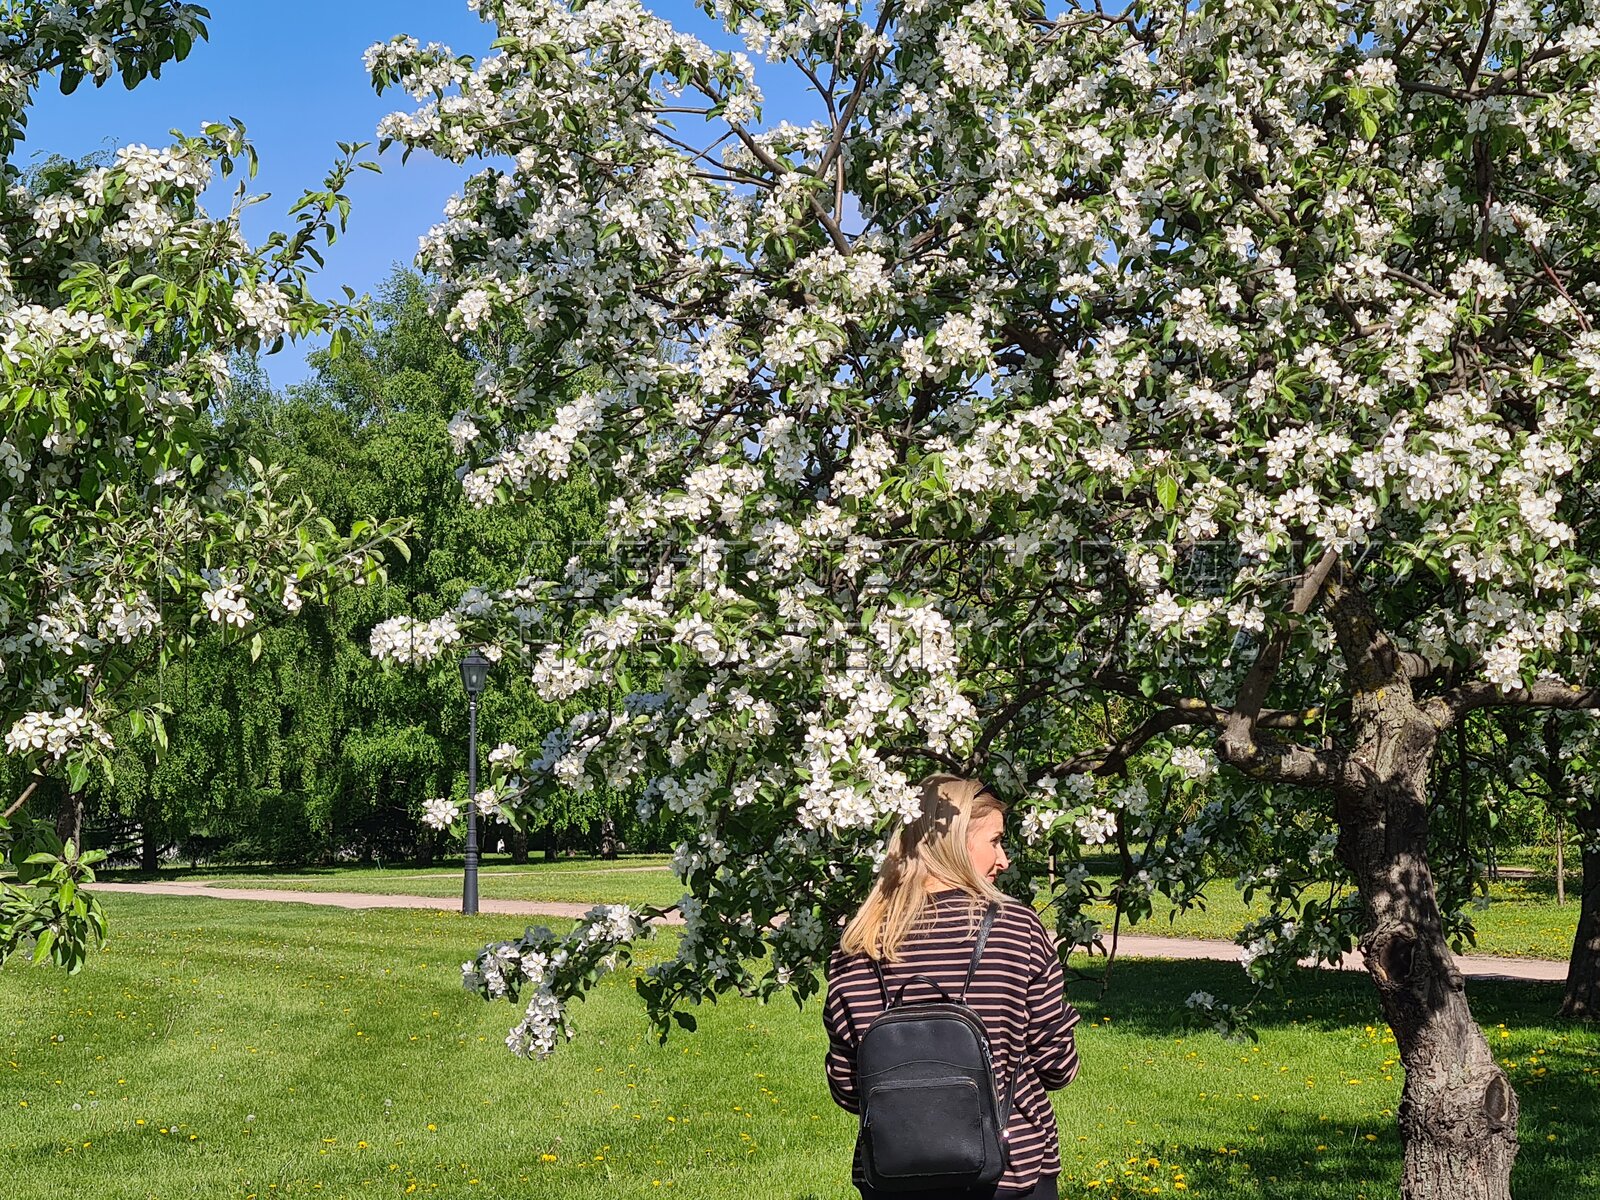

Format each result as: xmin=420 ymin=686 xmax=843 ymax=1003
xmin=855 ymin=901 xmax=1014 ymax=1193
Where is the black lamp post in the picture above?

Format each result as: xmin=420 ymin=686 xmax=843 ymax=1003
xmin=459 ymin=648 xmax=491 ymax=915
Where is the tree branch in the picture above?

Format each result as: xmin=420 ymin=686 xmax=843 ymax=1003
xmin=1219 ymin=547 xmax=1340 ymax=762
xmin=1383 ymin=265 xmax=1445 ymax=299
xmin=815 ymin=1 xmax=894 ymax=183
xmin=1464 ymin=0 xmax=1496 ymax=93
xmin=974 ymin=679 xmax=1052 ymax=761
xmin=1437 ymin=679 xmax=1600 ymax=724
xmin=729 ymin=126 xmax=851 ymax=255
xmin=3 ymin=779 xmax=40 ymax=822
xmin=880 ymin=743 xmax=970 ymax=775
xmin=1215 ymin=731 xmax=1347 ymax=788
xmin=1003 ymin=320 xmax=1065 ymax=361
xmin=1041 ymin=707 xmax=1210 ymax=780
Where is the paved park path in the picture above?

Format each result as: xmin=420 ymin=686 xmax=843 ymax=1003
xmin=93 ymin=879 xmax=1570 ymax=984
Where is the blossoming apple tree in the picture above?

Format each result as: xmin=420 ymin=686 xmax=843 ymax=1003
xmin=371 ymin=0 xmax=1600 ymax=1194
xmin=0 ymin=2 xmax=403 ymax=972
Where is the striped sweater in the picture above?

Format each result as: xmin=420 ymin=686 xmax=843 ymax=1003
xmin=823 ymin=891 xmax=1081 ymax=1194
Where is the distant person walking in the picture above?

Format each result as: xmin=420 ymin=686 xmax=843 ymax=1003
xmin=823 ymin=774 xmax=1081 ymax=1200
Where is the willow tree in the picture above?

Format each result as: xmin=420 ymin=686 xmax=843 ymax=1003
xmin=370 ymin=0 xmax=1600 ymax=1195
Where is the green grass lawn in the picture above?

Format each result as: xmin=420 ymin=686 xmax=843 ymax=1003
xmin=0 ymin=895 xmax=1593 ymax=1200
xmin=103 ymin=854 xmax=1584 ymax=961
xmin=1082 ymin=873 xmax=1584 ymax=961
xmin=135 ymin=857 xmax=688 ymax=911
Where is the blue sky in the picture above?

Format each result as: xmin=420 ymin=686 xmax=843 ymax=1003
xmin=22 ymin=0 xmax=796 ymax=390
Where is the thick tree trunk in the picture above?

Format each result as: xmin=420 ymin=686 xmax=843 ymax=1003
xmin=1323 ymin=573 xmax=1517 ymax=1200
xmin=599 ymin=811 xmax=618 ymax=860
xmin=545 ymin=825 xmax=557 ymax=862
xmin=140 ymin=827 xmax=160 ymax=873
xmin=1559 ymin=842 xmax=1600 ymax=1019
xmin=509 ymin=825 xmax=530 ymax=865
xmin=1338 ymin=769 xmax=1519 ymax=1199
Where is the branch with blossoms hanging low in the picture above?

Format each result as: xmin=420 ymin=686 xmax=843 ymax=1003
xmin=463 ymin=905 xmax=651 ymax=1059
xmin=374 ymin=0 xmax=1600 ymax=1192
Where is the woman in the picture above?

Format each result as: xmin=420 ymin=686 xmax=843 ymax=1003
xmin=823 ymin=774 xmax=1080 ymax=1200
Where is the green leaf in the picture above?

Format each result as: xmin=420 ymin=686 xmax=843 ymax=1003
xmin=1156 ymin=474 xmax=1178 ymax=512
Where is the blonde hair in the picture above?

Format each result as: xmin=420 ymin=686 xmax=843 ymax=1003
xmin=839 ymin=774 xmax=1007 ymax=962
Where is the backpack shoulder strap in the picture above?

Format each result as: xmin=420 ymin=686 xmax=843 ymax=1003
xmin=872 ymin=898 xmax=1001 ymax=1011
xmin=868 ymin=956 xmax=890 ymax=1009
xmin=959 ymin=901 xmax=1001 ymax=1003
xmin=997 ymin=1046 xmax=1021 ymax=1130
xmin=960 ymin=902 xmax=1023 ymax=1140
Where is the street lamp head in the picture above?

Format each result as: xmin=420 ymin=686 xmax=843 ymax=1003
xmin=460 ymin=648 xmax=491 ymax=698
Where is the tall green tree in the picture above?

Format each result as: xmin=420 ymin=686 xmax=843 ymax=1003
xmin=372 ymin=1 xmax=1600 ymax=1194
xmin=94 ymin=272 xmax=640 ymax=867
xmin=269 ymin=270 xmax=630 ymax=859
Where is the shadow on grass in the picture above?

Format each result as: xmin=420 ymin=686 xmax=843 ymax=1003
xmin=1067 ymin=956 xmax=1368 ymax=1035
xmin=1480 ymin=873 xmax=1587 ymax=902
xmin=1073 ymin=960 xmax=1599 ymax=1196
xmin=1154 ymin=1099 xmax=1596 ymax=1199
xmin=1149 ymin=1057 xmax=1598 ymax=1199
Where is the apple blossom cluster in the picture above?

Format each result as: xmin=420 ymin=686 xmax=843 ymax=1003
xmin=201 ymin=578 xmax=255 ymax=629
xmin=371 ymin=0 xmax=1600 ymax=1057
xmin=422 ymin=797 xmax=461 ymax=830
xmin=1184 ymin=990 xmax=1251 ymax=1041
xmin=461 ymin=905 xmax=649 ymax=1059
xmin=1169 ymin=745 xmax=1219 ymax=784
xmin=4 ymin=709 xmax=113 ymax=760
xmin=367 ymin=614 xmax=463 ymax=664
xmin=95 ymin=594 xmax=161 ymax=644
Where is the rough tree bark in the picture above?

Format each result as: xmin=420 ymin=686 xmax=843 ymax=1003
xmin=1560 ymin=833 xmax=1600 ymax=1019
xmin=598 ymin=811 xmax=618 ymax=860
xmin=140 ymin=826 xmax=160 ymax=873
xmin=1326 ymin=576 xmax=1519 ymax=1200
xmin=1214 ymin=565 xmax=1519 ymax=1200
xmin=509 ymin=825 xmax=530 ymax=865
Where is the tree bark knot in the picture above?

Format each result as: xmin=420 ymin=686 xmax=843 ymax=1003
xmin=1482 ymin=1075 xmax=1514 ymax=1134
xmin=1372 ymin=932 xmax=1416 ymax=991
